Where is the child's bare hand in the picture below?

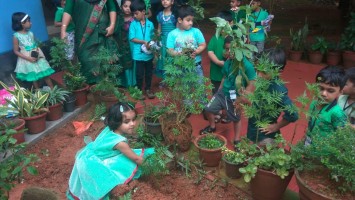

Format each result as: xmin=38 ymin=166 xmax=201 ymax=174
xmin=259 ymin=124 xmax=279 ymax=134
xmin=28 ymin=57 xmax=37 ymax=63
xmin=105 ymin=25 xmax=114 ymax=37
xmin=145 ymin=42 xmax=151 ymax=50
xmin=190 ymin=51 xmax=197 ymax=59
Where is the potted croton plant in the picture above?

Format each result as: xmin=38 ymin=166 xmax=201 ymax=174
xmin=0 ymin=78 xmax=49 ymax=134
xmin=194 ymin=133 xmax=227 ymax=167
xmin=292 ymin=124 xmax=354 ymax=200
xmin=42 ymin=85 xmax=70 ymax=121
xmin=308 ymin=36 xmax=328 ymax=64
xmin=50 ymin=38 xmax=88 ymax=106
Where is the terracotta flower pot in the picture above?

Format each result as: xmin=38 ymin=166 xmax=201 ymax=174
xmin=194 ymin=134 xmax=227 ymax=167
xmin=20 ymin=112 xmax=47 ymax=134
xmin=223 ymin=158 xmax=243 ymax=179
xmin=295 ymin=170 xmax=332 ymax=200
xmin=0 ymin=118 xmax=26 ymax=144
xmin=308 ymin=51 xmax=324 ymax=64
xmin=342 ymin=51 xmax=355 ymax=69
xmin=250 ymin=168 xmax=294 ymax=200
xmin=46 ymin=103 xmax=63 ymax=121
xmin=326 ymin=51 xmax=341 ymax=66
xmin=73 ymin=84 xmax=89 ymax=106
xmin=100 ymin=93 xmax=119 ymax=110
xmin=289 ymin=50 xmax=303 ymax=61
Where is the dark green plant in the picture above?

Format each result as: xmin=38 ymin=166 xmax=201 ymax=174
xmin=91 ymin=47 xmax=124 ymax=100
xmin=42 ymin=85 xmax=70 ymax=106
xmin=0 ymin=127 xmax=39 ymax=199
xmin=222 ymin=147 xmax=246 ymax=164
xmin=50 ymin=38 xmax=86 ymax=91
xmin=340 ymin=12 xmax=355 ymax=51
xmin=188 ymin=0 xmax=204 ymax=21
xmin=143 ymin=92 xmax=169 ymax=123
xmin=290 ymin=21 xmax=309 ymax=51
xmin=291 ymin=124 xmax=355 ymax=193
xmin=140 ymin=145 xmax=174 ymax=177
xmin=310 ymin=36 xmax=329 ymax=54
xmin=197 ymin=134 xmax=225 ymax=149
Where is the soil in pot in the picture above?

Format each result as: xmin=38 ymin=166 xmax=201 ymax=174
xmin=296 ymin=170 xmax=354 ymax=200
xmin=46 ymin=103 xmax=63 ymax=121
xmin=223 ymin=158 xmax=243 ymax=179
xmin=161 ymin=115 xmax=192 ymax=152
xmin=20 ymin=112 xmax=47 ymax=134
xmin=0 ymin=118 xmax=26 ymax=144
xmin=73 ymin=84 xmax=89 ymax=106
xmin=250 ymin=168 xmax=294 ymax=200
xmin=194 ymin=134 xmax=227 ymax=167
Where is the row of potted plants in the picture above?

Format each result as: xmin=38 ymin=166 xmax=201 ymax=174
xmin=289 ymin=12 xmax=355 ymax=68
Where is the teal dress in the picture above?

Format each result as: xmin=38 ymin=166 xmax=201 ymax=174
xmin=67 ymin=127 xmax=154 ymax=200
xmin=14 ymin=32 xmax=54 ymax=82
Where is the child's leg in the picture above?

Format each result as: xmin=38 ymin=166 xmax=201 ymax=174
xmin=33 ymin=81 xmax=39 ymax=89
xmin=144 ymin=59 xmax=154 ymax=91
xmin=233 ymin=120 xmax=242 ymax=142
xmin=43 ymin=77 xmax=54 ymax=89
xmin=135 ymin=60 xmax=145 ymax=91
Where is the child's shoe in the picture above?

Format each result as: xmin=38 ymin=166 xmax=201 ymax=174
xmin=199 ymin=126 xmax=216 ymax=135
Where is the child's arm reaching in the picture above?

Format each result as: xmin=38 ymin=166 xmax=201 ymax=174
xmin=191 ymin=42 xmax=206 ymax=59
xmin=115 ymin=141 xmax=143 ymax=165
xmin=259 ymin=119 xmax=291 ymax=134
xmin=208 ymin=51 xmax=224 ymax=67
xmin=13 ymin=36 xmax=37 ymax=63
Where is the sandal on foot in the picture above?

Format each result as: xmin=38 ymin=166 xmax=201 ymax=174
xmin=214 ymin=115 xmax=221 ymax=123
xmin=233 ymin=140 xmax=241 ymax=151
xmin=199 ymin=126 xmax=216 ymax=135
xmin=221 ymin=117 xmax=231 ymax=124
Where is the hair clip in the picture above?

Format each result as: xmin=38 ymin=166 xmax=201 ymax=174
xmin=120 ymin=105 xmax=124 ymax=112
xmin=317 ymin=76 xmax=323 ymax=81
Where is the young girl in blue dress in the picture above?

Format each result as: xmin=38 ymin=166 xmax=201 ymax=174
xmin=155 ymin=0 xmax=176 ymax=83
xmin=12 ymin=12 xmax=54 ymax=89
xmin=67 ymin=102 xmax=154 ymax=200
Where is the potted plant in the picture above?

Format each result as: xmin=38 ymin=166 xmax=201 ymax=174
xmin=0 ymin=107 xmax=25 ymax=144
xmin=90 ymin=47 xmax=125 ymax=110
xmin=42 ymin=85 xmax=70 ymax=121
xmin=193 ymin=133 xmax=227 ymax=167
xmin=326 ymin=41 xmax=342 ymax=66
xmin=289 ymin=22 xmax=309 ymax=61
xmin=0 ymin=125 xmax=38 ymax=198
xmin=308 ymin=36 xmax=328 ymax=64
xmin=222 ymin=147 xmax=246 ymax=179
xmin=291 ymin=124 xmax=354 ymax=200
xmin=0 ymin=78 xmax=49 ymax=134
xmin=340 ymin=12 xmax=355 ymax=68
xmin=50 ymin=38 xmax=88 ymax=106
xmin=161 ymin=53 xmax=212 ymax=152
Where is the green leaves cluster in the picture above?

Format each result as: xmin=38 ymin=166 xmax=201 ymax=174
xmin=222 ymin=147 xmax=246 ymax=165
xmin=0 ymin=128 xmax=38 ymax=199
xmin=197 ymin=134 xmax=225 ymax=149
xmin=291 ymin=124 xmax=355 ymax=193
xmin=290 ymin=21 xmax=309 ymax=51
xmin=310 ymin=36 xmax=329 ymax=54
xmin=42 ymin=85 xmax=70 ymax=106
xmin=340 ymin=12 xmax=355 ymax=51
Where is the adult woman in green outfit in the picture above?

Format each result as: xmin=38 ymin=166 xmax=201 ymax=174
xmin=60 ymin=0 xmax=120 ymax=84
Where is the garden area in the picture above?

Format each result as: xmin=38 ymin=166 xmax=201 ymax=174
xmin=1 ymin=0 xmax=354 ymax=199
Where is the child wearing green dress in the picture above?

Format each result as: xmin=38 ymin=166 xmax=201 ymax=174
xmin=67 ymin=102 xmax=154 ymax=199
xmin=305 ymin=66 xmax=347 ymax=146
xmin=11 ymin=12 xmax=54 ymax=89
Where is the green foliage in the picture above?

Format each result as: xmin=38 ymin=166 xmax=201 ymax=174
xmin=291 ymin=124 xmax=355 ymax=193
xmin=340 ymin=12 xmax=355 ymax=51
xmin=163 ymin=54 xmax=212 ymax=125
xmin=143 ymin=103 xmax=169 ymax=123
xmin=197 ymin=134 xmax=225 ymax=149
xmin=310 ymin=36 xmax=329 ymax=54
xmin=242 ymin=53 xmax=297 ymax=143
xmin=290 ymin=21 xmax=309 ymax=51
xmin=222 ymin=147 xmax=246 ymax=164
xmin=91 ymin=47 xmax=125 ymax=100
xmin=0 ymin=127 xmax=39 ymax=198
xmin=91 ymin=103 xmax=107 ymax=121
xmin=118 ymin=191 xmax=132 ymax=200
xmin=140 ymin=146 xmax=174 ymax=177
xmin=50 ymin=38 xmax=86 ymax=91
xmin=0 ymin=77 xmax=49 ymax=117
xmin=239 ymin=135 xmax=295 ymax=182
xmin=42 ymin=85 xmax=70 ymax=106
xmin=188 ymin=0 xmax=204 ymax=21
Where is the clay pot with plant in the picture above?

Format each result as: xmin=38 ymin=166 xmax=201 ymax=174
xmin=160 ymin=53 xmax=212 ymax=152
xmin=0 ymin=116 xmax=25 ymax=144
xmin=340 ymin=12 xmax=355 ymax=68
xmin=194 ymin=134 xmax=227 ymax=167
xmin=0 ymin=78 xmax=49 ymax=134
xmin=42 ymin=85 xmax=70 ymax=121
xmin=50 ymin=38 xmax=88 ymax=106
xmin=326 ymin=41 xmax=342 ymax=66
xmin=291 ymin=124 xmax=354 ymax=200
xmin=222 ymin=147 xmax=246 ymax=179
xmin=289 ymin=22 xmax=309 ymax=61
xmin=142 ymin=93 xmax=169 ymax=136
xmin=308 ymin=36 xmax=328 ymax=64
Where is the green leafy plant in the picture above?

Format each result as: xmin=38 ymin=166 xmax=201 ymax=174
xmin=239 ymin=135 xmax=295 ymax=182
xmin=197 ymin=134 xmax=225 ymax=149
xmin=90 ymin=47 xmax=125 ymax=100
xmin=310 ymin=36 xmax=329 ymax=54
xmin=291 ymin=124 xmax=355 ymax=193
xmin=340 ymin=12 xmax=355 ymax=51
xmin=42 ymin=85 xmax=70 ymax=106
xmin=50 ymin=37 xmax=86 ymax=91
xmin=290 ymin=21 xmax=309 ymax=51
xmin=0 ymin=78 xmax=49 ymax=117
xmin=222 ymin=147 xmax=246 ymax=164
xmin=143 ymin=92 xmax=169 ymax=123
xmin=188 ymin=0 xmax=204 ymax=21
xmin=0 ymin=127 xmax=39 ymax=199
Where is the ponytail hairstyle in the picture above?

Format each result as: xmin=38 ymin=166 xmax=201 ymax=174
xmin=104 ymin=102 xmax=135 ymax=131
xmin=12 ymin=12 xmax=30 ymax=31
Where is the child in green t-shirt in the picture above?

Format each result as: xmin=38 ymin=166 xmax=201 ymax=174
xmin=54 ymin=0 xmax=75 ymax=60
xmin=337 ymin=67 xmax=355 ymax=127
xmin=249 ymin=0 xmax=268 ymax=60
